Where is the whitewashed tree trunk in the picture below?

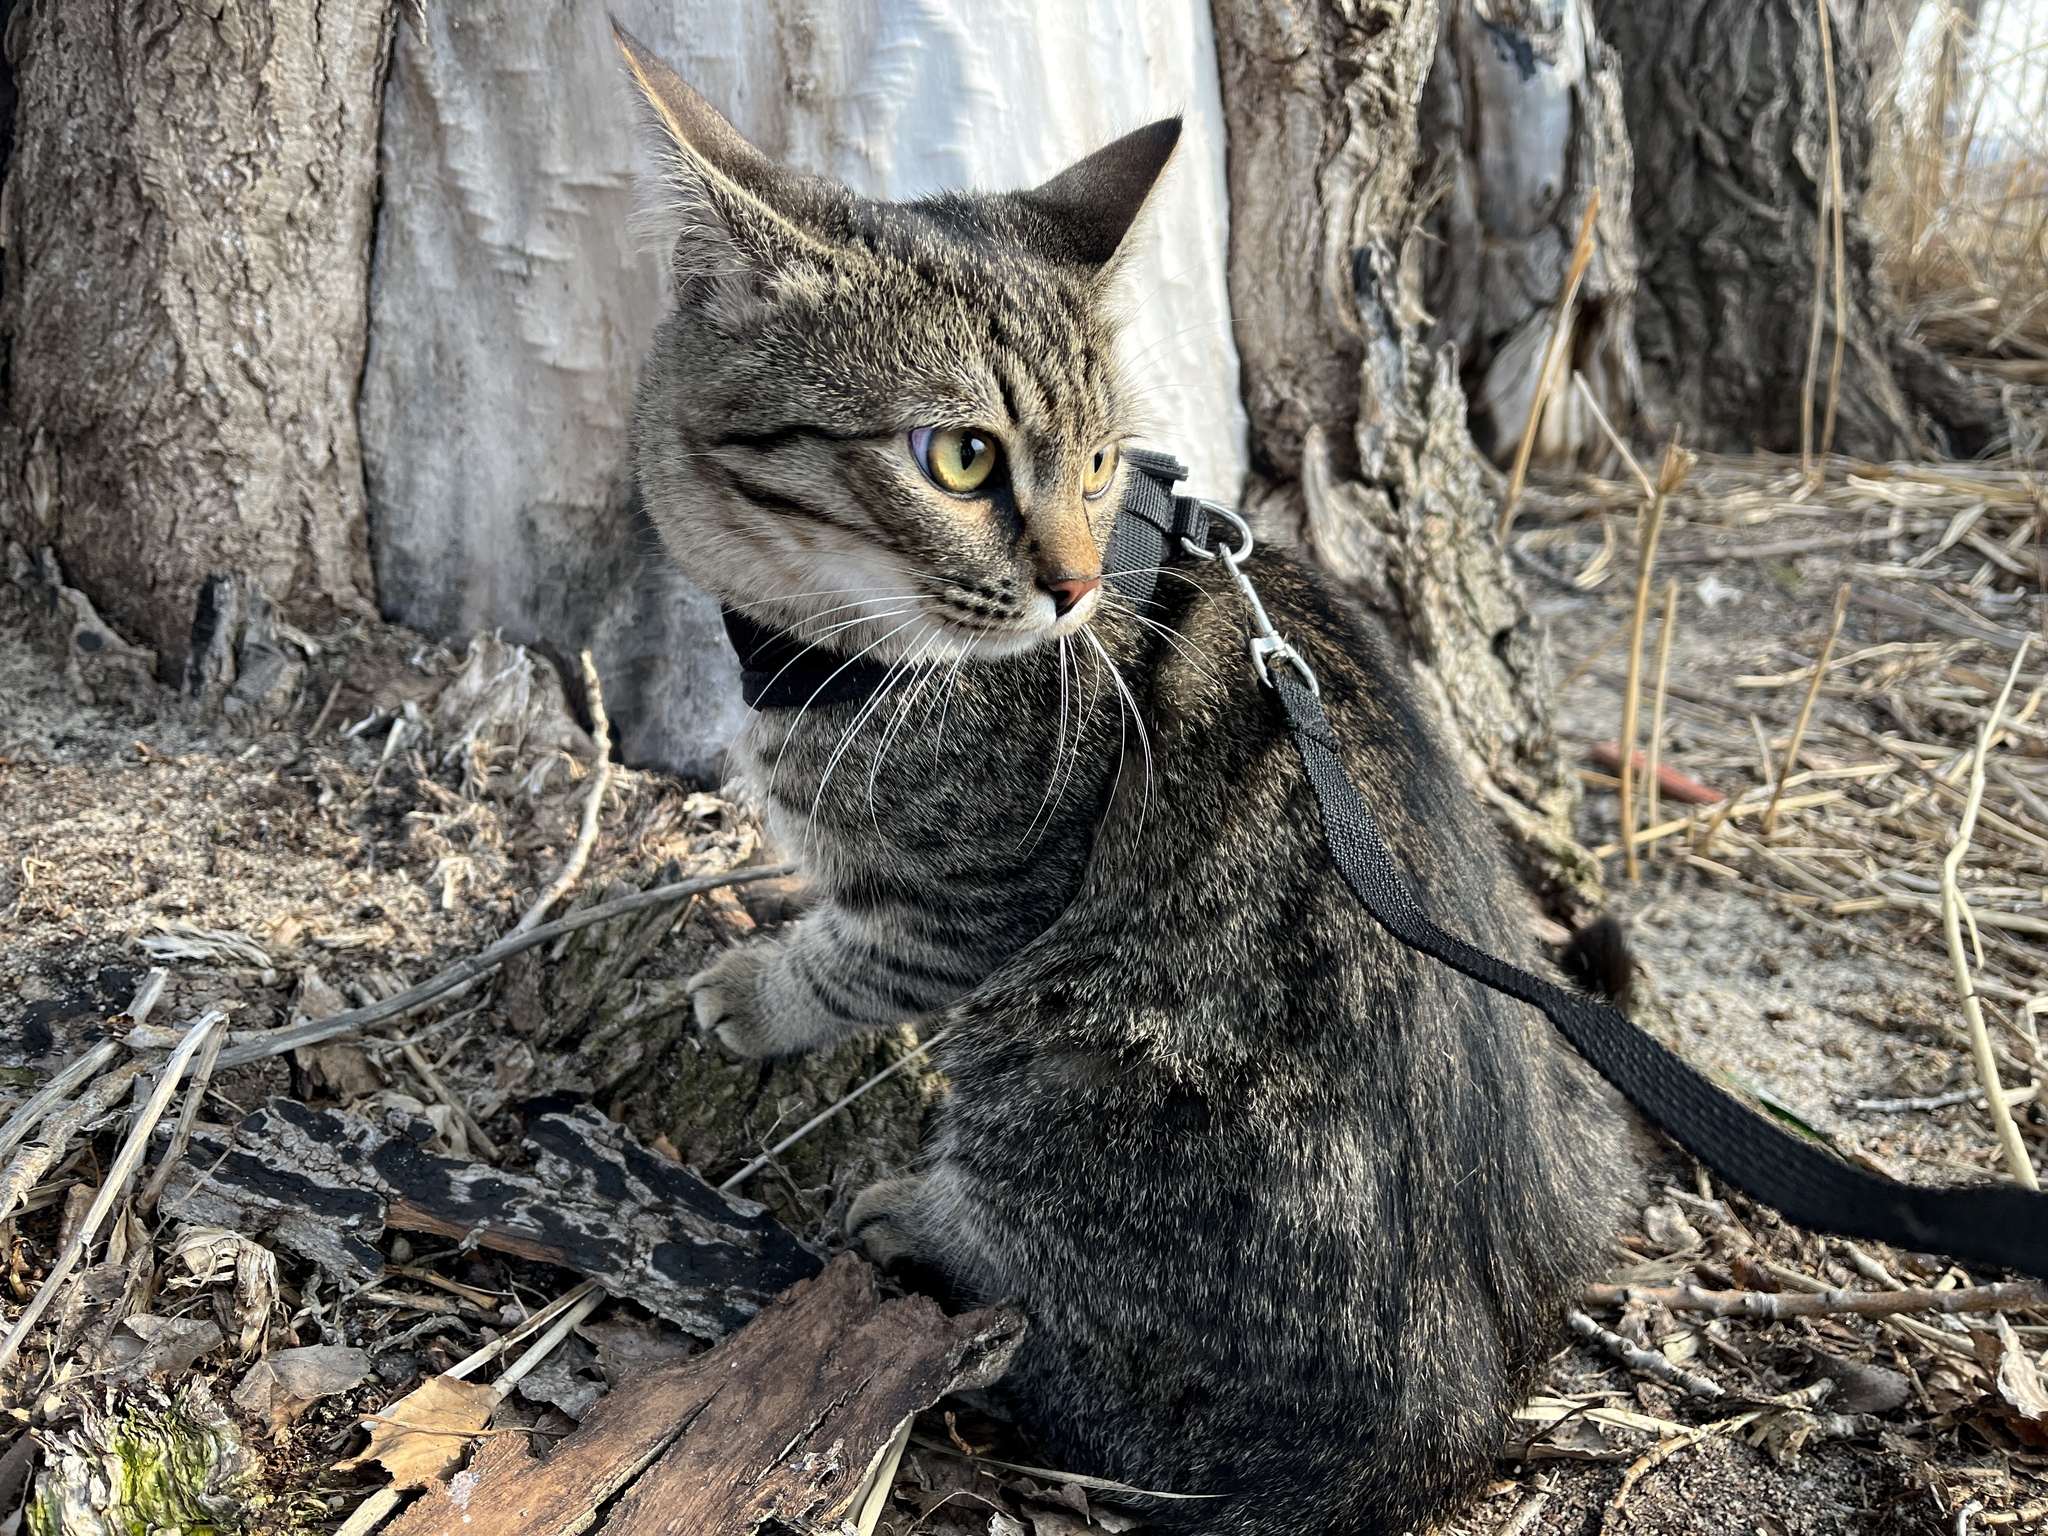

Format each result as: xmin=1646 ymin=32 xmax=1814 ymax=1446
xmin=0 ymin=0 xmax=390 ymax=676
xmin=1211 ymin=0 xmax=1595 ymax=907
xmin=359 ymin=0 xmax=1247 ymax=782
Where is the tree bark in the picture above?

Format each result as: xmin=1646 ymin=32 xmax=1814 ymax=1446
xmin=0 ymin=0 xmax=390 ymax=676
xmin=1421 ymin=0 xmax=1642 ymax=466
xmin=1211 ymin=0 xmax=1596 ymax=908
xmin=1592 ymin=0 xmax=1997 ymax=460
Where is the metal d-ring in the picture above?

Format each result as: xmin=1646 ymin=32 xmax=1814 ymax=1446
xmin=1182 ymin=502 xmax=1319 ymax=696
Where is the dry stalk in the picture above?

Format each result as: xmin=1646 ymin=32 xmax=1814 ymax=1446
xmin=1618 ymin=439 xmax=1692 ymax=878
xmin=513 ymin=649 xmax=614 ymax=937
xmin=0 ymin=1040 xmax=120 ymax=1166
xmin=136 ymin=1017 xmax=227 ymax=1217
xmin=1942 ymin=635 xmax=2039 ymax=1189
xmin=1645 ymin=580 xmax=1680 ymax=830
xmin=1500 ymin=190 xmax=1602 ymax=536
xmin=1817 ymin=0 xmax=1849 ymax=461
xmin=0 ymin=1058 xmax=151 ymax=1225
xmin=213 ymin=862 xmax=794 ymax=1069
xmin=1762 ymin=584 xmax=1850 ymax=837
xmin=1572 ymin=371 xmax=1653 ymax=498
xmin=400 ymin=1041 xmax=501 ymax=1162
xmin=0 ymin=1010 xmax=226 ymax=1385
xmin=718 ymin=1028 xmax=949 ymax=1193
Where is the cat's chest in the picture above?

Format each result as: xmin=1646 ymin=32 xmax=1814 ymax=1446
xmin=735 ymin=646 xmax=1131 ymax=852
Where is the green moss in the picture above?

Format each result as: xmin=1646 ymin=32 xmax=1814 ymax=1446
xmin=28 ymin=1382 xmax=260 ymax=1536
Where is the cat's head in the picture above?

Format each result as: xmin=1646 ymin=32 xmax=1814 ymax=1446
xmin=618 ymin=26 xmax=1178 ymax=663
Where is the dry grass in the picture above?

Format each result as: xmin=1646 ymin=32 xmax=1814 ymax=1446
xmin=1869 ymin=0 xmax=2048 ymax=384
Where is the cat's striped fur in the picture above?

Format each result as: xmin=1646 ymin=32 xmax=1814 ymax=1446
xmin=619 ymin=30 xmax=1635 ymax=1535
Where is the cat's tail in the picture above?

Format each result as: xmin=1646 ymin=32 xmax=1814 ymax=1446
xmin=1559 ymin=914 xmax=1634 ymax=1010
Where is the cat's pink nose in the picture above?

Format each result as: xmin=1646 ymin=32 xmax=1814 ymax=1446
xmin=1044 ymin=576 xmax=1100 ymax=616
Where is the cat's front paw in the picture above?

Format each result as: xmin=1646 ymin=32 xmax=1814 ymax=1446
xmin=845 ymin=1175 xmax=927 ymax=1269
xmin=688 ymin=945 xmax=787 ymax=1058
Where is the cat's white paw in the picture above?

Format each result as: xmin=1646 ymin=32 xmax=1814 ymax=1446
xmin=688 ymin=945 xmax=786 ymax=1058
xmin=846 ymin=1175 xmax=927 ymax=1268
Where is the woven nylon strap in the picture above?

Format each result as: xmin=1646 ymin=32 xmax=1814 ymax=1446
xmin=1265 ymin=667 xmax=2048 ymax=1279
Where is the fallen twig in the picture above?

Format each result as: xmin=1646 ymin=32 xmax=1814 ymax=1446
xmin=1584 ymin=1278 xmax=2048 ymax=1320
xmin=136 ymin=1015 xmax=228 ymax=1217
xmin=513 ymin=650 xmax=613 ymax=937
xmin=399 ymin=1041 xmax=500 ymax=1162
xmin=718 ymin=1030 xmax=949 ymax=1193
xmin=0 ymin=1040 xmax=121 ymax=1166
xmin=213 ymin=863 xmax=794 ymax=1068
xmin=1567 ymin=1308 xmax=1726 ymax=1399
xmin=0 ymin=1010 xmax=226 ymax=1384
xmin=1940 ymin=637 xmax=2038 ymax=1189
xmin=1762 ymin=585 xmax=1849 ymax=836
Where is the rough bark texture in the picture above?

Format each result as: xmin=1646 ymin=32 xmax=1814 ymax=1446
xmin=0 ymin=0 xmax=388 ymax=675
xmin=1211 ymin=0 xmax=1594 ymax=905
xmin=384 ymin=1256 xmax=1023 ymax=1536
xmin=1421 ymin=0 xmax=1641 ymax=464
xmin=1593 ymin=0 xmax=1997 ymax=460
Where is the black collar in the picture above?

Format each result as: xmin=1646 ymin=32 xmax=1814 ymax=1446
xmin=721 ymin=450 xmax=1202 ymax=711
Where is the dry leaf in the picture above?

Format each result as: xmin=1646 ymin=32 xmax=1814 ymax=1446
xmin=336 ymin=1375 xmax=498 ymax=1488
xmin=233 ymin=1344 xmax=373 ymax=1435
xmin=164 ymin=1226 xmax=279 ymax=1355
xmin=1996 ymin=1315 xmax=2048 ymax=1420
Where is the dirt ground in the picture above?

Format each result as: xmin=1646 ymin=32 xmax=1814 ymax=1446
xmin=4 ymin=447 xmax=2048 ymax=1534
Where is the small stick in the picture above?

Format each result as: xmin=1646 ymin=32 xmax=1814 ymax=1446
xmin=1942 ymin=636 xmax=2038 ymax=1189
xmin=136 ymin=1018 xmax=228 ymax=1217
xmin=719 ymin=1030 xmax=949 ymax=1193
xmin=0 ymin=1041 xmax=121 ymax=1166
xmin=125 ymin=968 xmax=169 ymax=1029
xmin=0 ymin=1059 xmax=151 ymax=1224
xmin=513 ymin=650 xmax=614 ymax=937
xmin=447 ymin=1278 xmax=602 ymax=1381
xmin=333 ymin=1488 xmax=405 ymax=1536
xmin=212 ymin=863 xmax=794 ymax=1069
xmin=1584 ymin=1278 xmax=2048 ymax=1320
xmin=0 ymin=1011 xmax=226 ymax=1383
xmin=1815 ymin=0 xmax=1849 ymax=463
xmin=399 ymin=1041 xmax=501 ymax=1162
xmin=304 ymin=676 xmax=347 ymax=743
xmin=1618 ymin=439 xmax=1689 ymax=879
xmin=1571 ymin=371 xmax=1653 ymax=498
xmin=1495 ymin=1478 xmax=1555 ymax=1536
xmin=1762 ymin=584 xmax=1850 ymax=837
xmin=1567 ymin=1309 xmax=1725 ymax=1399
xmin=1645 ymin=580 xmax=1681 ymax=832
xmin=1500 ymin=190 xmax=1602 ymax=537
xmin=490 ymin=1286 xmax=607 ymax=1395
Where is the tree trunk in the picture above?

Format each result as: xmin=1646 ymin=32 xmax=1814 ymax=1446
xmin=0 ymin=0 xmax=390 ymax=677
xmin=1592 ymin=0 xmax=1998 ymax=460
xmin=1420 ymin=0 xmax=1642 ymax=467
xmin=359 ymin=0 xmax=1247 ymax=783
xmin=1210 ymin=0 xmax=1596 ymax=909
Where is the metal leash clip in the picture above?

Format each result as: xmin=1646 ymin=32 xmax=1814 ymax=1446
xmin=1180 ymin=502 xmax=1320 ymax=696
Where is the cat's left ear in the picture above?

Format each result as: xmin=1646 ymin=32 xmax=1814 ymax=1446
xmin=1013 ymin=119 xmax=1182 ymax=269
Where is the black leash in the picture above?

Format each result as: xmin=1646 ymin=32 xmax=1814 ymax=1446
xmin=719 ymin=452 xmax=2048 ymax=1278
xmin=1125 ymin=456 xmax=2048 ymax=1282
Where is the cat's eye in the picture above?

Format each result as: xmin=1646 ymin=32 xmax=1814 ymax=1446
xmin=911 ymin=425 xmax=1002 ymax=495
xmin=1081 ymin=442 xmax=1120 ymax=500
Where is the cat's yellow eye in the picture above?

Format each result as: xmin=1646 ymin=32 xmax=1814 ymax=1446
xmin=1082 ymin=442 xmax=1120 ymax=500
xmin=911 ymin=425 xmax=1002 ymax=495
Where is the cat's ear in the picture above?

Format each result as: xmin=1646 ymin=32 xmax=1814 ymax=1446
xmin=612 ymin=20 xmax=835 ymax=314
xmin=1013 ymin=119 xmax=1182 ymax=269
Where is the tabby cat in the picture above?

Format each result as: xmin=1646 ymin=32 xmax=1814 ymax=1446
xmin=618 ymin=31 xmax=1635 ymax=1536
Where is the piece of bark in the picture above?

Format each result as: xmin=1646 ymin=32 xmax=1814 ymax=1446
xmin=158 ymin=1099 xmax=817 ymax=1337
xmin=384 ymin=1255 xmax=1025 ymax=1536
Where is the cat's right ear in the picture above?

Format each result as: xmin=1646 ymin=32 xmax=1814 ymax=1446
xmin=611 ymin=20 xmax=833 ymax=317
